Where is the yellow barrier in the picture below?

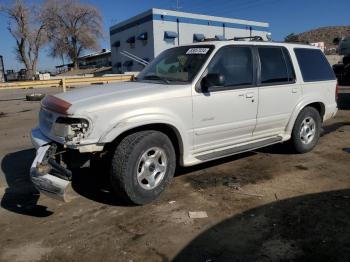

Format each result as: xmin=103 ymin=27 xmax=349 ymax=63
xmin=0 ymin=75 xmax=133 ymax=90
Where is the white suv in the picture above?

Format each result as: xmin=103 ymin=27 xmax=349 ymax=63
xmin=30 ymin=40 xmax=338 ymax=204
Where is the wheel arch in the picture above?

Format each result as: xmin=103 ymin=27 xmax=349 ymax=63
xmin=105 ymin=123 xmax=184 ymax=165
xmin=287 ymin=100 xmax=326 ymax=133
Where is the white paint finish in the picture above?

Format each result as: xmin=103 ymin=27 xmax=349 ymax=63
xmin=254 ymin=83 xmax=301 ymax=136
xmin=34 ymin=41 xmax=338 ymax=167
xmin=192 ymin=87 xmax=258 ymax=154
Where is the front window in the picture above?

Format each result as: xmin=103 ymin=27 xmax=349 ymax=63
xmin=137 ymin=45 xmax=214 ymax=84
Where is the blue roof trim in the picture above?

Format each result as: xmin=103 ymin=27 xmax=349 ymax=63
xmin=110 ymin=13 xmax=269 ymax=35
xmin=154 ymin=14 xmax=268 ymax=31
xmin=110 ymin=14 xmax=153 ymax=35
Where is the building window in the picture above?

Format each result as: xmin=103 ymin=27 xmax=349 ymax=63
xmin=164 ymin=31 xmax=178 ymax=40
xmin=137 ymin=32 xmax=148 ymax=46
xmin=193 ymin=33 xmax=205 ymax=42
xmin=126 ymin=36 xmax=135 ymax=48
xmin=137 ymin=32 xmax=148 ymax=41
xmin=164 ymin=31 xmax=178 ymax=45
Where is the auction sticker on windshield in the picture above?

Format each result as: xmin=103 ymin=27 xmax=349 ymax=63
xmin=186 ymin=48 xmax=210 ymax=55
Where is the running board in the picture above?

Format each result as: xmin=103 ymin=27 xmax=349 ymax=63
xmin=195 ymin=136 xmax=282 ymax=161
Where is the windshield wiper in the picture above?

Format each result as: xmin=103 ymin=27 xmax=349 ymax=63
xmin=142 ymin=74 xmax=170 ymax=84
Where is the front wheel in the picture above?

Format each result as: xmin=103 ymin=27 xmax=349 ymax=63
xmin=291 ymin=107 xmax=321 ymax=153
xmin=110 ymin=131 xmax=176 ymax=205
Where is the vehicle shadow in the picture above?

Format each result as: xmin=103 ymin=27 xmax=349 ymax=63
xmin=71 ymin=166 xmax=134 ymax=207
xmin=0 ymin=149 xmax=53 ymax=217
xmin=71 ymin=152 xmax=257 ymax=206
xmin=173 ymin=188 xmax=350 ymax=262
xmin=257 ymin=121 xmax=350 ymax=155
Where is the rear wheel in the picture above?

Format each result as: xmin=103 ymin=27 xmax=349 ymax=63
xmin=291 ymin=107 xmax=321 ymax=153
xmin=110 ymin=131 xmax=176 ymax=205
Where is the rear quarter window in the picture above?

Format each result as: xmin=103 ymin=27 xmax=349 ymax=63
xmin=294 ymin=48 xmax=336 ymax=82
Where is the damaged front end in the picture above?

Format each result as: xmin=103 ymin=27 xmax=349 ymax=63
xmin=30 ymin=142 xmax=76 ymax=202
xmin=30 ymin=95 xmax=98 ymax=201
xmin=30 ymin=128 xmax=80 ymax=202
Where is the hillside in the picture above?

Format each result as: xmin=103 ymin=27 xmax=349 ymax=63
xmin=298 ymin=26 xmax=350 ymax=46
xmin=285 ymin=26 xmax=350 ymax=51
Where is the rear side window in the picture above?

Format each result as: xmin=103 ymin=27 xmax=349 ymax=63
xmin=258 ymin=47 xmax=295 ymax=84
xmin=294 ymin=48 xmax=335 ymax=82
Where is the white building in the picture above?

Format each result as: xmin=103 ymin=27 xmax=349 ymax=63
xmin=110 ymin=8 xmax=270 ymax=73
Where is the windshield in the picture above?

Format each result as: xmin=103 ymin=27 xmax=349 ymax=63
xmin=137 ymin=45 xmax=214 ymax=84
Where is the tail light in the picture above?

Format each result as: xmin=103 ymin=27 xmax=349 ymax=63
xmin=335 ymin=82 xmax=339 ymax=102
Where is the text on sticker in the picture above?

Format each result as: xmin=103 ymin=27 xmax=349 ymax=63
xmin=186 ymin=48 xmax=210 ymax=55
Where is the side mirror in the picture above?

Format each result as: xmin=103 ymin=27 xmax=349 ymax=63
xmin=201 ymin=73 xmax=225 ymax=92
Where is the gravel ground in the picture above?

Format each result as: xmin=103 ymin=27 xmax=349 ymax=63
xmin=0 ymin=87 xmax=349 ymax=262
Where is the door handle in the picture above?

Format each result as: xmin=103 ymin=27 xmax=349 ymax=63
xmin=245 ymin=93 xmax=254 ymax=98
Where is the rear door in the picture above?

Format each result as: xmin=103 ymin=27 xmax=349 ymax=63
xmin=192 ymin=45 xmax=258 ymax=154
xmin=254 ymin=46 xmax=300 ymax=137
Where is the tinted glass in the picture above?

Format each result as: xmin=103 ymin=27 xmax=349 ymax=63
xmin=259 ymin=47 xmax=290 ymax=84
xmin=294 ymin=48 xmax=336 ymax=82
xmin=137 ymin=45 xmax=214 ymax=83
xmin=207 ymin=46 xmax=253 ymax=88
xmin=282 ymin=48 xmax=296 ymax=81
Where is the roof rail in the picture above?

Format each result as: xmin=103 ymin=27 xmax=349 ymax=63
xmin=229 ymin=36 xmax=264 ymax=41
xmin=200 ymin=35 xmax=265 ymax=42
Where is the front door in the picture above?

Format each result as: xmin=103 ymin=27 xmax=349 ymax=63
xmin=192 ymin=45 xmax=258 ymax=155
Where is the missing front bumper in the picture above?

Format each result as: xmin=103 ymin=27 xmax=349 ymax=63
xmin=30 ymin=145 xmax=75 ymax=202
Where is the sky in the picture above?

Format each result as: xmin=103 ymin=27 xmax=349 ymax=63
xmin=0 ymin=0 xmax=349 ymax=71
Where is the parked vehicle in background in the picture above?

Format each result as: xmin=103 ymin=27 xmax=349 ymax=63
xmin=30 ymin=39 xmax=338 ymax=205
xmin=333 ymin=36 xmax=350 ymax=85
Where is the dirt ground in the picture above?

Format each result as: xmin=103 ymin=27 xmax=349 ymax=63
xmin=0 ymin=87 xmax=350 ymax=262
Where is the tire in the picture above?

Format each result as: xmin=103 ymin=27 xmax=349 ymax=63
xmin=26 ymin=93 xmax=45 ymax=101
xmin=291 ymin=107 xmax=321 ymax=153
xmin=110 ymin=130 xmax=176 ymax=205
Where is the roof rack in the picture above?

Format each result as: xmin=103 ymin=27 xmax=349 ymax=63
xmin=200 ymin=35 xmax=265 ymax=42
xmin=229 ymin=36 xmax=264 ymax=41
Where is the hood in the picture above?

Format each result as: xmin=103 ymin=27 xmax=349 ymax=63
xmin=54 ymin=81 xmax=189 ymax=114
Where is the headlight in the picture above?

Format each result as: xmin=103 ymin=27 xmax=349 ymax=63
xmin=53 ymin=117 xmax=89 ymax=141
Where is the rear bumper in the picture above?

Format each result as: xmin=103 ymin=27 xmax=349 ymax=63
xmin=30 ymin=129 xmax=74 ymax=202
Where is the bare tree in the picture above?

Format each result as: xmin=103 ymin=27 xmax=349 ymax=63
xmin=42 ymin=0 xmax=103 ymax=69
xmin=1 ymin=0 xmax=47 ymax=79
